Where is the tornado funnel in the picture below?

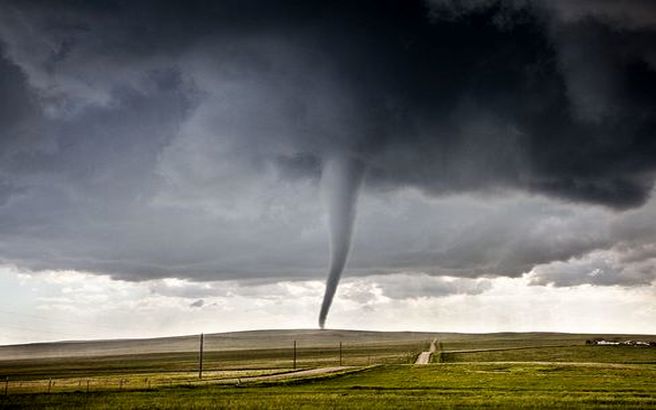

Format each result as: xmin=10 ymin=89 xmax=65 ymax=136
xmin=318 ymin=155 xmax=365 ymax=329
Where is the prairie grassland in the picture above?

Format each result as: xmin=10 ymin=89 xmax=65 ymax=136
xmin=0 ymin=339 xmax=427 ymax=394
xmin=0 ymin=343 xmax=422 ymax=379
xmin=0 ymin=329 xmax=437 ymax=361
xmin=443 ymin=345 xmax=656 ymax=364
xmin=2 ymin=331 xmax=656 ymax=409
xmin=2 ymin=363 xmax=656 ymax=409
xmin=436 ymin=332 xmax=653 ymax=351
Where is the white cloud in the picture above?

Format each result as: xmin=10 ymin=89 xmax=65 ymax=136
xmin=1 ymin=265 xmax=654 ymax=345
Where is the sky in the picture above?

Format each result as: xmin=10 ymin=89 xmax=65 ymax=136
xmin=1 ymin=0 xmax=656 ymax=344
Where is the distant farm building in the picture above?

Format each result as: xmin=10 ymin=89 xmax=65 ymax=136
xmin=586 ymin=338 xmax=656 ymax=346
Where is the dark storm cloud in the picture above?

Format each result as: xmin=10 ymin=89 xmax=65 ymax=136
xmin=547 ymin=0 xmax=656 ymax=28
xmin=0 ymin=0 xmax=656 ymax=287
xmin=528 ymin=197 xmax=656 ymax=287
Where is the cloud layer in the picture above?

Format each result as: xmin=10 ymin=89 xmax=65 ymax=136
xmin=0 ymin=0 xmax=655 ymax=290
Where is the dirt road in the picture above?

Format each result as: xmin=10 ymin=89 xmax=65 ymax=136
xmin=213 ymin=366 xmax=366 ymax=385
xmin=415 ymin=339 xmax=437 ymax=364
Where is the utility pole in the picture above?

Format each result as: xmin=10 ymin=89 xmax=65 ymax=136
xmin=198 ymin=333 xmax=204 ymax=379
xmin=293 ymin=340 xmax=297 ymax=370
xmin=339 ymin=341 xmax=342 ymax=366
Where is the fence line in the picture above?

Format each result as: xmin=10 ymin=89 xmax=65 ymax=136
xmin=0 ymin=340 xmax=429 ymax=396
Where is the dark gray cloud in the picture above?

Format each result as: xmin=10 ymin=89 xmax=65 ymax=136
xmin=373 ymin=274 xmax=492 ymax=300
xmin=0 ymin=0 xmax=655 ymax=289
xmin=529 ymin=198 xmax=656 ymax=286
xmin=547 ymin=0 xmax=656 ymax=28
xmin=528 ymin=247 xmax=656 ymax=287
xmin=189 ymin=299 xmax=204 ymax=308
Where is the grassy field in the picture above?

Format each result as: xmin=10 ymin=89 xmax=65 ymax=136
xmin=442 ymin=345 xmax=656 ymax=364
xmin=1 ymin=330 xmax=655 ymax=408
xmin=0 ymin=329 xmax=437 ymax=360
xmin=0 ymin=330 xmax=429 ymax=395
xmin=436 ymin=332 xmax=654 ymax=351
xmin=0 ymin=342 xmax=425 ymax=380
xmin=2 ymin=363 xmax=656 ymax=409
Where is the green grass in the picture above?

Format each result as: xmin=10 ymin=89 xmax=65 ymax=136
xmin=2 ymin=330 xmax=656 ymax=408
xmin=437 ymin=332 xmax=655 ymax=351
xmin=443 ymin=345 xmax=656 ymax=364
xmin=2 ymin=363 xmax=656 ymax=409
xmin=0 ymin=342 xmax=426 ymax=381
xmin=0 ymin=340 xmax=427 ymax=395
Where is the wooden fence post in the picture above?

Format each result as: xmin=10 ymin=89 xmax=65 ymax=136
xmin=293 ymin=340 xmax=297 ymax=370
xmin=339 ymin=342 xmax=343 ymax=366
xmin=198 ymin=333 xmax=204 ymax=379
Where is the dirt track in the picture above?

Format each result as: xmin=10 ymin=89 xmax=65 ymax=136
xmin=415 ymin=339 xmax=437 ymax=364
xmin=213 ymin=366 xmax=362 ymax=385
